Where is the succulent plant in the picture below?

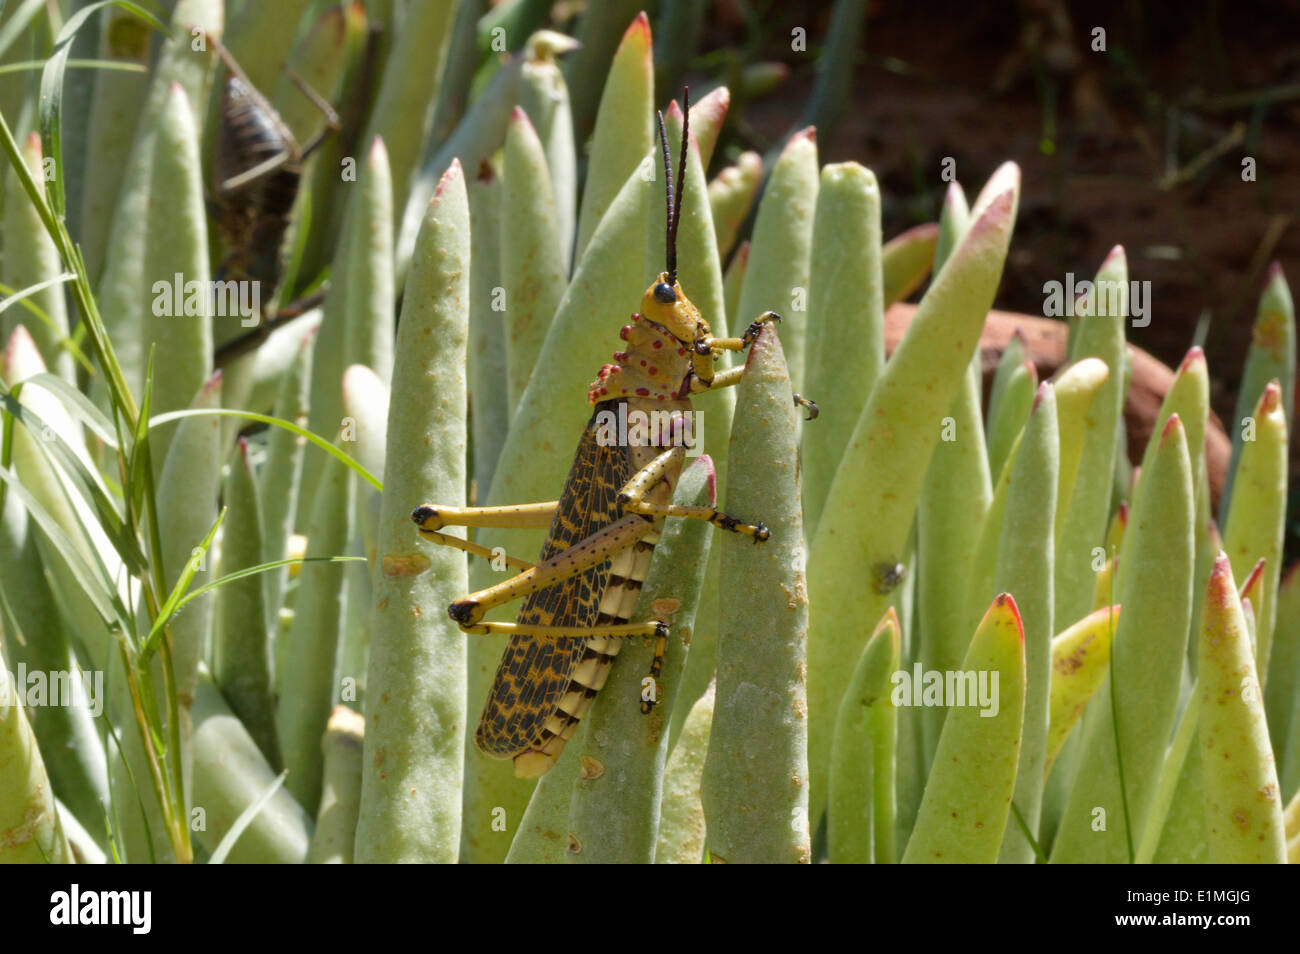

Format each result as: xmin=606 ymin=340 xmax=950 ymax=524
xmin=0 ymin=1 xmax=1296 ymax=871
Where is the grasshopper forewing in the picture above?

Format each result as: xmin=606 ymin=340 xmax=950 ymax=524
xmin=413 ymin=89 xmax=803 ymax=778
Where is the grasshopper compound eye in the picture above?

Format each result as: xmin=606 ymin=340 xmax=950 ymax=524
xmin=653 ymin=282 xmax=677 ymax=304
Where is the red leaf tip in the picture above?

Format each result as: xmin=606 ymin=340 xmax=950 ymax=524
xmin=1208 ymin=551 xmax=1233 ymax=586
xmin=790 ymin=126 xmax=816 ymax=146
xmin=1241 ymin=556 xmax=1267 ymax=600
xmin=687 ymin=454 xmax=719 ymax=506
xmin=434 ymin=158 xmax=463 ymax=197
xmin=993 ymin=592 xmax=1025 ymax=642
xmin=875 ymin=606 xmax=902 ymax=646
xmin=1160 ymin=412 xmax=1182 ymax=439
xmin=1260 ymin=380 xmax=1283 ymax=413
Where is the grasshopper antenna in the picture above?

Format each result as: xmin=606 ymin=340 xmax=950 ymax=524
xmin=669 ymin=87 xmax=689 ymax=286
xmin=656 ymin=109 xmax=675 ymax=284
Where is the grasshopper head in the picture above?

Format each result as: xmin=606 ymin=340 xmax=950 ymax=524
xmin=587 ymin=91 xmax=713 ymax=406
xmin=642 ymin=271 xmax=711 ymax=344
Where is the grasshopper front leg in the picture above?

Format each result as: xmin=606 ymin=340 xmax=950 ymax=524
xmin=687 ymin=311 xmax=819 ymax=419
xmin=696 ymin=309 xmax=782 ymax=353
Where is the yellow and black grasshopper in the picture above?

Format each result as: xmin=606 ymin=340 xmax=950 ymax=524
xmin=414 ymin=91 xmax=807 ymax=778
xmin=204 ymin=32 xmax=339 ymax=361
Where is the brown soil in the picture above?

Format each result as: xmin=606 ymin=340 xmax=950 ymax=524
xmin=701 ymin=0 xmax=1300 ymax=546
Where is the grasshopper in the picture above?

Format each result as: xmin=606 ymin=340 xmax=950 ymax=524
xmin=413 ymin=91 xmax=812 ymax=778
xmin=202 ymin=31 xmax=340 ymax=362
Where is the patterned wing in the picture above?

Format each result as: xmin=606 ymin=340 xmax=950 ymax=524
xmin=475 ymin=401 xmax=634 ymax=758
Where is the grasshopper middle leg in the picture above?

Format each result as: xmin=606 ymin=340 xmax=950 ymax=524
xmin=617 ymin=446 xmax=770 ymax=540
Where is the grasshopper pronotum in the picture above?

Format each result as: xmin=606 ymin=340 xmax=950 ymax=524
xmin=413 ymin=91 xmax=810 ymax=778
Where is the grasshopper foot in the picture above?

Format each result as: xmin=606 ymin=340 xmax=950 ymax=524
xmin=412 ymin=504 xmax=445 ymax=531
xmin=742 ymin=311 xmax=782 ymax=348
xmin=449 ymin=599 xmax=480 ymax=625
xmin=716 ymin=512 xmax=768 ymax=541
xmin=793 ymin=393 xmax=819 ymax=420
